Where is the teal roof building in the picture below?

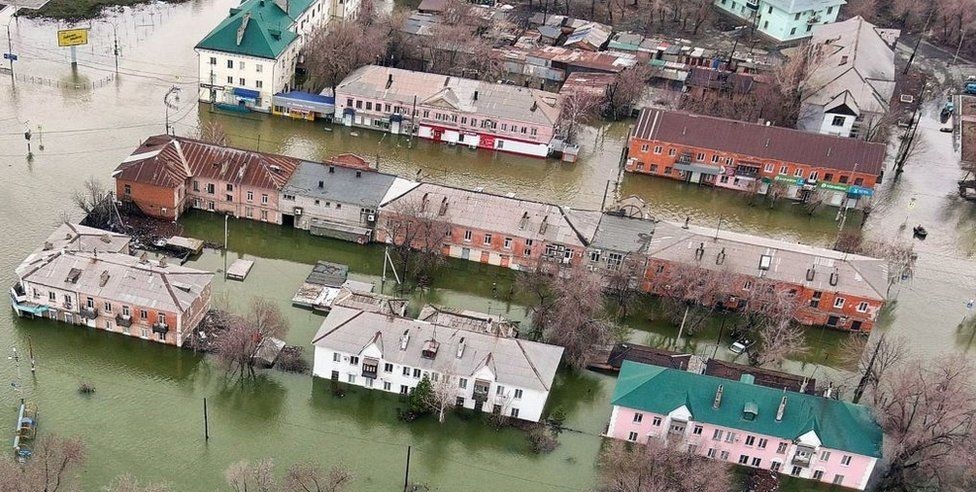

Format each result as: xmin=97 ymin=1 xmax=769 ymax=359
xmin=195 ymin=0 xmax=317 ymax=59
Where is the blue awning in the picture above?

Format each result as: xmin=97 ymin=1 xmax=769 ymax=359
xmin=343 ymin=107 xmax=355 ymax=116
xmin=272 ymin=91 xmax=335 ymax=114
xmin=233 ymin=87 xmax=260 ymax=101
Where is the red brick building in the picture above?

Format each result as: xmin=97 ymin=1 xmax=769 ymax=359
xmin=114 ymin=135 xmax=300 ymax=223
xmin=626 ymin=109 xmax=887 ymax=208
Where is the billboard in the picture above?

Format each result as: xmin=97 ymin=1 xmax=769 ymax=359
xmin=57 ymin=29 xmax=89 ymax=47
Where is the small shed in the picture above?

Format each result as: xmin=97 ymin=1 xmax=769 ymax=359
xmin=226 ymin=259 xmax=255 ymax=281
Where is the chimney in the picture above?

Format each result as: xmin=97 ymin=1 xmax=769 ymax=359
xmin=473 ymin=90 xmax=479 ymax=101
xmin=421 ymin=192 xmax=429 ymax=211
xmin=539 ymin=215 xmax=549 ymax=234
xmin=386 ymin=73 xmax=393 ymax=89
xmin=713 ymin=384 xmax=724 ymax=409
xmin=824 ymin=382 xmax=834 ymax=399
xmin=329 ymin=166 xmax=335 ymax=173
xmin=139 ymin=252 xmax=149 ymax=264
xmin=42 ymin=241 xmax=53 ymax=251
xmin=318 ymin=180 xmax=324 ymax=188
xmin=456 ymin=337 xmax=466 ymax=358
xmin=840 ymin=55 xmax=848 ymax=65
xmin=519 ymin=211 xmax=529 ymax=230
xmin=776 ymin=395 xmax=788 ymax=421
xmin=829 ymin=270 xmax=839 ymax=286
xmin=355 ymin=170 xmax=362 ymax=178
xmin=99 ymin=271 xmax=110 ymax=287
xmin=159 ymin=256 xmax=167 ymax=268
xmin=800 ymin=377 xmax=809 ymax=394
xmin=438 ymin=196 xmax=448 ymax=216
xmin=399 ymin=329 xmax=410 ymax=350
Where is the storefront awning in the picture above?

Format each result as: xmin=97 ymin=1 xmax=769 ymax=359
xmin=272 ymin=91 xmax=335 ymax=114
xmin=675 ymin=162 xmax=723 ymax=175
xmin=233 ymin=87 xmax=260 ymax=101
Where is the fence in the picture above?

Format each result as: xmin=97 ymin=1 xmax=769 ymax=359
xmin=13 ymin=72 xmax=116 ymax=90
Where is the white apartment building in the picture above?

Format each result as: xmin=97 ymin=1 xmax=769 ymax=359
xmin=195 ymin=0 xmax=357 ymax=112
xmin=311 ymin=306 xmax=564 ymax=422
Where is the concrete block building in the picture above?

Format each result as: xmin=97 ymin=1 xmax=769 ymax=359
xmin=714 ymin=0 xmax=845 ymax=43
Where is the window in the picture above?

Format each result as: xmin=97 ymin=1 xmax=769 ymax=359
xmin=820 ymin=450 xmax=831 ymax=462
xmin=840 ymin=455 xmax=852 ymax=466
xmin=514 ymin=389 xmax=522 ymax=399
xmin=496 ymin=385 xmax=505 ymax=395
xmin=227 ymin=76 xmax=233 ymax=84
xmin=751 ymin=458 xmax=761 ymax=467
xmin=854 ymin=177 xmax=864 ymax=186
xmin=806 ymin=24 xmax=812 ymax=32
xmin=839 ymin=175 xmax=849 ymax=184
xmin=791 ymin=466 xmax=802 ymax=476
xmin=745 ymin=436 xmax=756 ymax=446
xmin=158 ymin=314 xmax=166 ymax=326
xmin=225 ymin=194 xmax=233 ymax=202
xmin=412 ymin=368 xmax=421 ymax=378
xmin=856 ymin=301 xmax=869 ymax=313
xmin=458 ymin=378 xmax=467 ymax=389
xmin=764 ymin=163 xmax=774 ymax=172
xmin=794 ymin=12 xmax=801 ymax=20
xmin=697 ymin=152 xmax=705 ymax=161
xmin=712 ymin=429 xmax=723 ymax=441
xmin=226 ymin=59 xmax=233 ymax=68
xmin=813 ymin=470 xmax=825 ymax=480
xmin=831 ymin=115 xmax=845 ymax=127
xmin=824 ymin=173 xmax=834 ymax=182
xmin=239 ymin=78 xmax=245 ymax=86
xmin=463 ymin=230 xmax=472 ymax=241
xmin=483 ymin=233 xmax=492 ymax=245
xmin=770 ymin=462 xmax=782 ymax=472
xmin=510 ymin=408 xmax=520 ymax=418
xmin=628 ymin=432 xmax=638 ymax=442
xmin=633 ymin=413 xmax=643 ymax=423
xmin=711 ymin=154 xmax=721 ymax=163
xmin=809 ymin=171 xmax=819 ymax=181
xmin=779 ymin=165 xmax=788 ymax=174
xmin=333 ymin=352 xmax=341 ymax=362
xmin=400 ymin=385 xmax=409 ymax=395
xmin=668 ymin=148 xmax=676 ymax=156
xmin=256 ymin=64 xmax=263 ymax=73
xmin=776 ymin=442 xmax=788 ymax=454
xmin=653 ymin=145 xmax=662 ymax=154
xmin=140 ymin=309 xmax=148 ymax=319
xmin=402 ymin=367 xmax=410 ymax=376
xmin=707 ymin=448 xmax=717 ymax=458
xmin=255 ymin=80 xmax=263 ymax=89
xmin=720 ymin=451 xmax=730 ymax=461
xmin=384 ymin=363 xmax=393 ymax=372
xmin=261 ymin=194 xmax=268 ymax=204
xmin=688 ymin=444 xmax=698 ymax=454
xmin=767 ymin=6 xmax=772 ymax=13
xmin=832 ymin=475 xmax=844 ymax=485
xmin=652 ymin=416 xmax=662 ymax=426
xmin=456 ymin=396 xmax=465 ymax=406
xmin=827 ymin=6 xmax=834 ymax=14
xmin=693 ymin=425 xmax=703 ymax=435
xmin=349 ymin=356 xmax=359 ymax=365
xmin=347 ymin=374 xmax=356 ymax=384
xmin=503 ymin=237 xmax=512 ymax=249
xmin=834 ymin=297 xmax=846 ymax=309
xmin=758 ymin=438 xmax=768 ymax=449
xmin=724 ymin=432 xmax=736 ymax=443
xmin=743 ymin=280 xmax=753 ymax=290
xmin=104 ymin=301 xmax=113 ymax=313
xmin=260 ymin=210 xmax=267 ymax=221
xmin=794 ymin=168 xmax=803 ymax=178
xmin=383 ymin=381 xmax=391 ymax=391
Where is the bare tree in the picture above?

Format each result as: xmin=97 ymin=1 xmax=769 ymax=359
xmin=197 ymin=121 xmax=228 ymax=146
xmin=844 ymin=0 xmax=881 ymax=20
xmin=646 ymin=262 xmax=734 ymax=336
xmin=848 ymin=238 xmax=916 ymax=297
xmin=303 ymin=4 xmax=387 ymax=94
xmin=603 ymin=253 xmax=647 ymax=320
xmin=517 ymin=269 xmax=556 ymax=333
xmin=872 ymin=355 xmax=976 ymax=491
xmin=753 ymin=318 xmax=808 ymax=367
xmin=214 ymin=298 xmax=290 ymax=378
xmin=73 ymin=176 xmax=113 ymax=229
xmin=226 ymin=459 xmax=277 ymax=492
xmin=283 ymin=462 xmax=353 ymax=492
xmin=769 ymin=44 xmax=811 ymax=127
xmin=604 ymin=65 xmax=652 ymax=120
xmin=423 ymin=368 xmax=457 ymax=423
xmin=559 ymin=90 xmax=602 ymax=144
xmin=0 ymin=435 xmax=87 ymax=492
xmin=379 ymin=196 xmax=451 ymax=285
xmin=597 ymin=439 xmax=735 ymax=492
xmin=839 ymin=334 xmax=908 ymax=404
xmin=103 ymin=475 xmax=171 ymax=492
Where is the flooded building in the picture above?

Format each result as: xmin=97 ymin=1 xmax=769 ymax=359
xmin=12 ymin=225 xmax=213 ymax=346
xmin=114 ymin=135 xmax=300 ymax=223
xmin=377 ymin=182 xmax=601 ymax=270
xmin=799 ymin=17 xmax=900 ymax=139
xmin=607 ymin=361 xmax=882 ymax=490
xmin=626 ymin=108 xmax=886 ymax=209
xmin=194 ymin=0 xmax=353 ymax=112
xmin=334 ymin=65 xmax=563 ymax=158
xmin=280 ymin=154 xmax=410 ymax=243
xmin=311 ymin=306 xmax=564 ymax=422
xmin=417 ymin=305 xmax=519 ymax=338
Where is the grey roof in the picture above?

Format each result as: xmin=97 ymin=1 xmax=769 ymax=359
xmin=312 ymin=307 xmax=563 ymax=392
xmin=645 ymin=220 xmax=887 ymax=301
xmin=282 ymin=161 xmax=397 ymax=208
xmin=590 ymin=214 xmax=657 ymax=254
xmin=18 ymin=224 xmax=130 ymax=278
xmin=306 ymin=261 xmax=349 ymax=287
xmin=337 ymin=65 xmax=562 ymax=127
xmin=332 ymin=288 xmax=408 ymax=317
xmin=803 ymin=16 xmax=899 ymax=117
xmin=380 ymin=183 xmax=601 ymax=248
xmin=417 ymin=304 xmax=519 ymax=338
xmin=402 ymin=12 xmax=439 ymax=36
xmin=20 ymin=251 xmax=212 ymax=313
xmin=764 ymin=0 xmax=845 ymax=13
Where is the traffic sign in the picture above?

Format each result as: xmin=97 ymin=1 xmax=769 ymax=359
xmin=2 ymin=53 xmax=17 ymax=61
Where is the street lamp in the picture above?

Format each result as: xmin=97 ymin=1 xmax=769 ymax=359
xmin=163 ymin=86 xmax=182 ymax=135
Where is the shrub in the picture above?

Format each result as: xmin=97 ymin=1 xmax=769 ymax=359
xmin=527 ymin=427 xmax=559 ymax=454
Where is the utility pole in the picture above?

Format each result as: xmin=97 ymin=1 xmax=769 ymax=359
xmin=852 ymin=335 xmax=884 ymax=404
xmin=402 ymin=445 xmax=412 ymax=492
xmin=223 ymin=214 xmax=229 ymax=280
xmin=952 ymin=30 xmax=966 ymax=66
xmin=26 ymin=337 xmax=35 ymax=373
xmin=5 ymin=24 xmax=15 ymax=83
xmin=112 ymin=24 xmax=120 ymax=75
xmin=600 ymin=179 xmax=611 ymax=211
xmin=903 ymin=9 xmax=934 ymax=75
xmin=203 ymin=398 xmax=210 ymax=440
xmin=163 ymin=86 xmax=182 ymax=135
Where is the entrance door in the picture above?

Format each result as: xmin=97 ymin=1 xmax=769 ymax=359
xmin=851 ymin=320 xmax=862 ymax=331
xmin=827 ymin=316 xmax=840 ymax=327
xmin=474 ymin=400 xmax=484 ymax=412
xmin=461 ymin=248 xmax=470 ymax=260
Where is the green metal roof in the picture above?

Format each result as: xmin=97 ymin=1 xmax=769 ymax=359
xmin=195 ymin=0 xmax=315 ymax=59
xmin=612 ymin=361 xmax=883 ymax=458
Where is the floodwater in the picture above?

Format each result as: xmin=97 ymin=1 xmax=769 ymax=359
xmin=0 ymin=0 xmax=974 ymax=489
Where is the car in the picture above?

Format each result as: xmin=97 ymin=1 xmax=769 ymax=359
xmin=729 ymin=338 xmax=755 ymax=354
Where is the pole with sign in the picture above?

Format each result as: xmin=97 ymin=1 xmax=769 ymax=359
xmin=4 ymin=24 xmax=15 ymax=82
xmin=57 ymin=28 xmax=89 ymax=68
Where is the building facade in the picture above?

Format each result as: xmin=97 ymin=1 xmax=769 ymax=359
xmin=377 ymin=182 xmax=600 ymax=271
xmin=626 ymin=108 xmax=886 ymax=209
xmin=195 ymin=0 xmax=356 ymax=112
xmin=799 ymin=17 xmax=900 ymax=139
xmin=114 ymin=135 xmax=300 ymax=224
xmin=713 ymin=0 xmax=844 ymax=43
xmin=11 ymin=225 xmax=213 ymax=347
xmin=607 ymin=361 xmax=882 ymax=490
xmin=334 ymin=65 xmax=563 ymax=158
xmin=311 ymin=306 xmax=563 ymax=422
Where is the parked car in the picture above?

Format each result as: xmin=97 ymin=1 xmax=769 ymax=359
xmin=729 ymin=338 xmax=755 ymax=354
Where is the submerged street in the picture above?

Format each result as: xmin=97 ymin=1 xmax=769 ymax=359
xmin=0 ymin=0 xmax=975 ymax=490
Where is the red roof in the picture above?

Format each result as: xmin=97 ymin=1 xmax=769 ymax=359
xmin=631 ymin=108 xmax=887 ymax=175
xmin=114 ymin=135 xmax=300 ymax=190
xmin=328 ymin=153 xmax=374 ymax=171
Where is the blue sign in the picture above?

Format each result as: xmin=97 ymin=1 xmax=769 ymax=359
xmin=847 ymin=185 xmax=875 ymax=197
xmin=2 ymin=53 xmax=17 ymax=61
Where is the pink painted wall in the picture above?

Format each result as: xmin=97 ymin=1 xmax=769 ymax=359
xmin=607 ymin=405 xmax=876 ymax=490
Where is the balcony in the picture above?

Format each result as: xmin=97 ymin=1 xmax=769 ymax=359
xmin=81 ymin=306 xmax=98 ymax=320
xmin=792 ymin=446 xmax=814 ymax=466
xmin=10 ymin=283 xmax=27 ymax=303
xmin=151 ymin=323 xmax=169 ymax=335
xmin=361 ymin=359 xmax=378 ymax=379
xmin=116 ymin=314 xmax=133 ymax=328
xmin=473 ymin=381 xmax=491 ymax=402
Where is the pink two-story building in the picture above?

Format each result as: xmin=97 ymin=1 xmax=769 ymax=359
xmin=607 ymin=361 xmax=882 ymax=490
xmin=335 ymin=65 xmax=563 ymax=158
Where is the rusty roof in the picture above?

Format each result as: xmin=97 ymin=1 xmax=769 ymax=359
xmin=114 ymin=135 xmax=300 ymax=191
xmin=631 ymin=108 xmax=887 ymax=175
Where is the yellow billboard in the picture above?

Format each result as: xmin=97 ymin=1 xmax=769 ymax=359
xmin=57 ymin=29 xmax=89 ymax=47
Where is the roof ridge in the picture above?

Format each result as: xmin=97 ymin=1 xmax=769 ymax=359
xmin=514 ymin=339 xmax=551 ymax=391
xmin=312 ymin=309 xmax=364 ymax=344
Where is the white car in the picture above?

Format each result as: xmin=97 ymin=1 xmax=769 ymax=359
xmin=729 ymin=338 xmax=755 ymax=354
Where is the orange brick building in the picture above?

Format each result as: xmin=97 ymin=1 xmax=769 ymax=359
xmin=626 ymin=109 xmax=887 ymax=208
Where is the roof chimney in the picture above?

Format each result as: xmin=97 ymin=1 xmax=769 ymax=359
xmin=159 ymin=256 xmax=167 ymax=268
xmin=329 ymin=166 xmax=335 ymax=173
xmin=776 ymin=395 xmax=788 ymax=421
xmin=713 ymin=384 xmax=724 ymax=409
xmin=456 ymin=337 xmax=466 ymax=358
xmin=399 ymin=329 xmax=410 ymax=350
xmin=318 ymin=180 xmax=324 ymax=188
xmin=473 ymin=90 xmax=479 ymax=101
xmin=519 ymin=211 xmax=529 ymax=230
xmin=42 ymin=241 xmax=53 ymax=251
xmin=438 ymin=196 xmax=448 ymax=216
xmin=355 ymin=170 xmax=362 ymax=178
xmin=99 ymin=271 xmax=110 ymax=287
xmin=386 ymin=73 xmax=393 ymax=89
